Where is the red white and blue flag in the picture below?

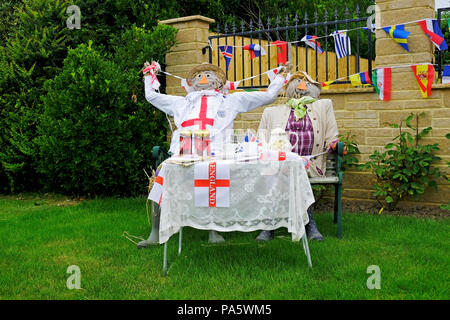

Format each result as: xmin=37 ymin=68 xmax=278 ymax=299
xmin=245 ymin=129 xmax=263 ymax=147
xmin=443 ymin=65 xmax=450 ymax=85
xmin=218 ymin=45 xmax=233 ymax=70
xmin=301 ymin=35 xmax=324 ymax=54
xmin=243 ymin=44 xmax=266 ymax=59
xmin=418 ymin=19 xmax=448 ymax=51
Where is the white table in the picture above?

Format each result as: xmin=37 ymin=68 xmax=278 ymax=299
xmin=158 ymin=158 xmax=315 ymax=273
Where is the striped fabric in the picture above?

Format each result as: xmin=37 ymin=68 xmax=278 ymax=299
xmin=331 ymin=30 xmax=351 ymax=59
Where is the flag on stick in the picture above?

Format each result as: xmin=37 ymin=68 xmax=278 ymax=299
xmin=411 ymin=64 xmax=435 ymax=98
xmin=418 ymin=19 xmax=448 ymax=51
xmin=218 ymin=46 xmax=233 ymax=70
xmin=372 ymin=68 xmax=392 ymax=101
xmin=383 ymin=24 xmax=410 ymax=51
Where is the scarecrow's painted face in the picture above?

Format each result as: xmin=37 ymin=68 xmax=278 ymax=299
xmin=285 ymin=78 xmax=321 ymax=99
xmin=190 ymin=71 xmax=222 ymax=91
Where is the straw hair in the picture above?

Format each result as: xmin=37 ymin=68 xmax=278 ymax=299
xmin=281 ymin=70 xmax=322 ymax=97
xmin=187 ymin=63 xmax=226 ymax=84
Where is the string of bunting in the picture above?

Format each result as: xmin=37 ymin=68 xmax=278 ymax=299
xmin=157 ymin=62 xmax=441 ymax=102
xmin=213 ymin=18 xmax=448 ymax=71
xmin=322 ymin=63 xmax=438 ymax=101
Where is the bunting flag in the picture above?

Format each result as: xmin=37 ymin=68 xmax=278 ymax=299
xmin=383 ymin=24 xmax=410 ymax=51
xmin=266 ymin=67 xmax=280 ymax=82
xmin=443 ymin=65 xmax=450 ymax=85
xmin=418 ymin=19 xmax=448 ymax=51
xmin=194 ymin=162 xmax=230 ymax=207
xmin=218 ymin=45 xmax=233 ymax=70
xmin=411 ymin=64 xmax=434 ymax=98
xmin=321 ymin=80 xmax=335 ymax=90
xmin=372 ymin=68 xmax=392 ymax=101
xmin=331 ymin=30 xmax=351 ymax=59
xmin=301 ymin=35 xmax=324 ymax=54
xmin=222 ymin=80 xmax=241 ymax=93
xmin=350 ymin=71 xmax=373 ymax=87
xmin=272 ymin=40 xmax=288 ymax=64
xmin=243 ymin=44 xmax=266 ymax=59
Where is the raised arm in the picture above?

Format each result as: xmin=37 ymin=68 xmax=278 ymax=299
xmin=229 ymin=74 xmax=285 ymax=113
xmin=144 ymin=76 xmax=184 ymax=117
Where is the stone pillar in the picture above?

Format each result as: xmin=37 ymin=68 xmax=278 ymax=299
xmin=160 ymin=15 xmax=215 ymax=96
xmin=375 ymin=0 xmax=436 ymax=105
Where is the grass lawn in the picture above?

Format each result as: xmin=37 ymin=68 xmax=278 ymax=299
xmin=0 ymin=194 xmax=449 ymax=300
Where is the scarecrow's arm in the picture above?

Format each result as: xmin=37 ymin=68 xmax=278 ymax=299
xmin=144 ymin=76 xmax=184 ymax=117
xmin=229 ymin=75 xmax=285 ymax=113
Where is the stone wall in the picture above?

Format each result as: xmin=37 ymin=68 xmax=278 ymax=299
xmin=160 ymin=2 xmax=449 ymax=208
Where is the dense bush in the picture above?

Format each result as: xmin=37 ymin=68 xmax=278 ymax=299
xmin=36 ymin=40 xmax=173 ymax=196
xmin=0 ymin=1 xmax=177 ymax=195
xmin=0 ymin=0 xmax=72 ymax=192
xmin=364 ymin=113 xmax=443 ymax=211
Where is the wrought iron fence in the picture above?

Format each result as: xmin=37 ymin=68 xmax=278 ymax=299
xmin=437 ymin=6 xmax=450 ymax=80
xmin=208 ymin=6 xmax=374 ymax=89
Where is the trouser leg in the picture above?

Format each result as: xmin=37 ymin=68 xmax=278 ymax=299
xmin=137 ymin=202 xmax=161 ymax=248
xmin=305 ymin=207 xmax=324 ymax=241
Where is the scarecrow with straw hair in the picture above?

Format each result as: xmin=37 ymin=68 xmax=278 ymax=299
xmin=256 ymin=67 xmax=345 ymax=242
xmin=138 ymin=61 xmax=288 ymax=248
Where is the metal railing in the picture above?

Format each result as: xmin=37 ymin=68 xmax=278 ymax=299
xmin=208 ymin=6 xmax=374 ymax=89
xmin=437 ymin=7 xmax=450 ymax=80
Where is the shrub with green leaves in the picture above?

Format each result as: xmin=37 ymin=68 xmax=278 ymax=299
xmin=338 ymin=131 xmax=362 ymax=172
xmin=364 ymin=113 xmax=443 ymax=211
xmin=0 ymin=0 xmax=71 ymax=192
xmin=36 ymin=42 xmax=171 ymax=196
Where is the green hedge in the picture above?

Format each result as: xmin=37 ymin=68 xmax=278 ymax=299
xmin=0 ymin=1 xmax=177 ymax=196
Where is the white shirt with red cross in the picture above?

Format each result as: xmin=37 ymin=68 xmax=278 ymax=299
xmin=144 ymin=75 xmax=285 ymax=155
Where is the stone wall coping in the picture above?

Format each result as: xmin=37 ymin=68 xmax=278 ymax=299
xmin=160 ymin=15 xmax=215 ymax=26
xmin=432 ymin=83 xmax=450 ymax=90
xmin=320 ymin=87 xmax=375 ymax=94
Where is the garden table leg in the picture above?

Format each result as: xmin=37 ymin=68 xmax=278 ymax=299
xmin=178 ymin=228 xmax=182 ymax=255
xmin=163 ymin=241 xmax=168 ymax=275
xmin=302 ymin=233 xmax=312 ymax=269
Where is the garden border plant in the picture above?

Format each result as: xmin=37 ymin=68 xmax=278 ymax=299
xmin=364 ymin=113 xmax=443 ymax=211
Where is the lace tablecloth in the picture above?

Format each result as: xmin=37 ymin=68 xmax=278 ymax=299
xmin=158 ymin=159 xmax=315 ymax=244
